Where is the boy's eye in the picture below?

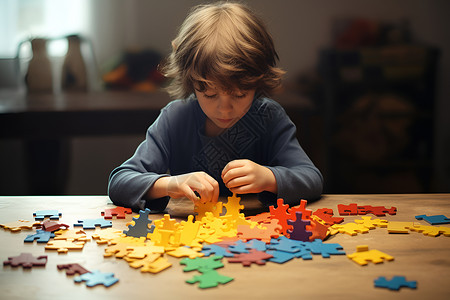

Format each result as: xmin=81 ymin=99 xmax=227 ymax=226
xmin=204 ymin=93 xmax=217 ymax=99
xmin=234 ymin=93 xmax=247 ymax=99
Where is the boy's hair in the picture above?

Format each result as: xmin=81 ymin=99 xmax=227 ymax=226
xmin=161 ymin=1 xmax=285 ymax=99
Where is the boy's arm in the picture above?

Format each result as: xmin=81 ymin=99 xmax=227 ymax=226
xmin=265 ymin=107 xmax=323 ymax=204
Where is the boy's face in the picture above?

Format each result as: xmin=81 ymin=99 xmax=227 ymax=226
xmin=195 ymin=85 xmax=256 ymax=136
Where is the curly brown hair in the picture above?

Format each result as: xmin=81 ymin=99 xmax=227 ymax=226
xmin=160 ymin=2 xmax=285 ymax=99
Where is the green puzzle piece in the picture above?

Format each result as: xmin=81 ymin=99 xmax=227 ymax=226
xmin=186 ymin=269 xmax=233 ymax=289
xmin=180 ymin=255 xmax=224 ymax=272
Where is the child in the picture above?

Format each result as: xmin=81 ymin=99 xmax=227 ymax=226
xmin=108 ymin=2 xmax=323 ymax=212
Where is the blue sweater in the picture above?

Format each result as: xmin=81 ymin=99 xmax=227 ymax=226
xmin=108 ymin=95 xmax=323 ymax=211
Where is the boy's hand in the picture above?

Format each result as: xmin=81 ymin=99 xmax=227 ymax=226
xmin=167 ymin=172 xmax=219 ymax=204
xmin=221 ymin=159 xmax=277 ymax=195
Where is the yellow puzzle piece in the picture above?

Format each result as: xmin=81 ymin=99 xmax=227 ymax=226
xmin=45 ymin=239 xmax=86 ymax=253
xmin=331 ymin=222 xmax=370 ymax=236
xmin=410 ymin=224 xmax=450 ymax=237
xmin=386 ymin=221 xmax=415 ymax=233
xmin=354 ymin=216 xmax=388 ymax=229
xmin=0 ymin=220 xmax=40 ymax=232
xmin=347 ymin=245 xmax=394 ymax=265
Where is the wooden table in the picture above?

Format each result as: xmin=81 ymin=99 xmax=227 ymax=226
xmin=1 ymin=194 xmax=449 ymax=299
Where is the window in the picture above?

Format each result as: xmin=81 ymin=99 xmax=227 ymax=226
xmin=0 ymin=0 xmax=90 ymax=58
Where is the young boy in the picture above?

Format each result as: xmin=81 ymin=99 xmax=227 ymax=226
xmin=108 ymin=2 xmax=323 ymax=212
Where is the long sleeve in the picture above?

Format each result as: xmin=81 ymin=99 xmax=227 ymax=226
xmin=260 ymin=101 xmax=323 ymax=206
xmin=108 ymin=105 xmax=173 ymax=212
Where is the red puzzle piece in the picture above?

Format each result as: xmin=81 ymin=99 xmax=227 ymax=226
xmin=289 ymin=199 xmax=312 ymax=220
xmin=57 ymin=263 xmax=90 ymax=275
xmin=227 ymin=249 xmax=273 ymax=266
xmin=269 ymin=198 xmax=294 ymax=235
xmin=312 ymin=208 xmax=344 ymax=225
xmin=3 ymin=253 xmax=47 ymax=268
xmin=338 ymin=203 xmax=397 ymax=217
xmin=42 ymin=220 xmax=70 ymax=232
xmin=101 ymin=206 xmax=132 ymax=219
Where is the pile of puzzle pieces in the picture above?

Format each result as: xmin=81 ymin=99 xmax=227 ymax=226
xmin=2 ymin=196 xmax=450 ymax=291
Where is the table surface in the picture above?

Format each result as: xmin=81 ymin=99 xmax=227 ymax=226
xmin=1 ymin=194 xmax=449 ymax=299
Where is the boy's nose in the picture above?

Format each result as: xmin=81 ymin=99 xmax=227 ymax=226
xmin=217 ymin=95 xmax=233 ymax=112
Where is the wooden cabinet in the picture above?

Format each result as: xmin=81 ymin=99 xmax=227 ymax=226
xmin=318 ymin=46 xmax=439 ymax=193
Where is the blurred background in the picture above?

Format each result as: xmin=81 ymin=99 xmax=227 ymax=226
xmin=0 ymin=0 xmax=449 ymax=196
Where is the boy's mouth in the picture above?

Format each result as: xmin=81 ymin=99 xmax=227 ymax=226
xmin=217 ymin=118 xmax=233 ymax=124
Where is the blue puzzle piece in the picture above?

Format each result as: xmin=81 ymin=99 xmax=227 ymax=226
xmin=74 ymin=270 xmax=119 ymax=287
xmin=24 ymin=229 xmax=55 ymax=243
xmin=266 ymin=250 xmax=299 ymax=264
xmin=415 ymin=214 xmax=450 ymax=225
xmin=268 ymin=236 xmax=308 ymax=253
xmin=246 ymin=239 xmax=267 ymax=251
xmin=201 ymin=244 xmax=234 ymax=257
xmin=228 ymin=240 xmax=249 ymax=254
xmin=74 ymin=218 xmax=112 ymax=230
xmin=307 ymin=239 xmax=345 ymax=258
xmin=123 ymin=208 xmax=155 ymax=238
xmin=33 ymin=210 xmax=62 ymax=220
xmin=374 ymin=276 xmax=417 ymax=291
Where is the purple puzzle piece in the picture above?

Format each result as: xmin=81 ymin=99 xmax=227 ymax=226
xmin=287 ymin=212 xmax=312 ymax=242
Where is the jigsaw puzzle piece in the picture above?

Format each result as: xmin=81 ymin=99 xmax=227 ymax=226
xmin=374 ymin=276 xmax=417 ymax=290
xmin=338 ymin=203 xmax=358 ymax=215
xmin=24 ymin=229 xmax=55 ymax=243
xmin=386 ymin=221 xmax=414 ymax=234
xmin=123 ymin=208 xmax=155 ymax=238
xmin=135 ymin=257 xmax=172 ymax=273
xmin=308 ymin=239 xmax=346 ymax=258
xmin=312 ymin=208 xmax=344 ymax=225
xmin=54 ymin=229 xmax=89 ymax=241
xmin=45 ymin=239 xmax=86 ymax=253
xmin=101 ymin=206 xmax=132 ymax=219
xmin=354 ymin=216 xmax=388 ymax=229
xmin=347 ymin=245 xmax=394 ymax=265
xmin=201 ymin=244 xmax=234 ymax=257
xmin=74 ymin=270 xmax=119 ymax=287
xmin=179 ymin=215 xmax=201 ymax=246
xmin=186 ymin=269 xmax=233 ymax=289
xmin=269 ymin=198 xmax=293 ymax=235
xmin=180 ymin=255 xmax=225 ymax=272
xmin=194 ymin=201 xmax=223 ymax=221
xmin=3 ymin=253 xmax=47 ymax=268
xmin=223 ymin=193 xmax=244 ymax=219
xmin=331 ymin=222 xmax=370 ymax=236
xmin=91 ymin=228 xmax=124 ymax=244
xmin=57 ymin=263 xmax=90 ymax=275
xmin=228 ymin=240 xmax=250 ymax=254
xmin=0 ymin=220 xmax=40 ymax=232
xmin=287 ymin=211 xmax=312 ymax=241
xmin=266 ymin=250 xmax=300 ymax=264
xmin=33 ymin=210 xmax=62 ymax=220
xmin=415 ymin=214 xmax=450 ymax=225
xmin=227 ymin=249 xmax=273 ymax=267
xmin=409 ymin=224 xmax=450 ymax=237
xmin=268 ymin=236 xmax=307 ymax=253
xmin=74 ymin=218 xmax=112 ymax=230
xmin=41 ymin=220 xmax=70 ymax=232
xmin=167 ymin=246 xmax=204 ymax=259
